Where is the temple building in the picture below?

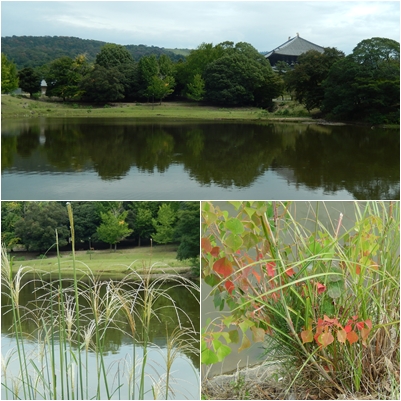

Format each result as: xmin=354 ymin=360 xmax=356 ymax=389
xmin=265 ymin=33 xmax=325 ymax=68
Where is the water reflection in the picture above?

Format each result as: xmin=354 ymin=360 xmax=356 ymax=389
xmin=2 ymin=118 xmax=399 ymax=199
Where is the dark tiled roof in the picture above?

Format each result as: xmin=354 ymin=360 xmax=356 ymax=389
xmin=265 ymin=35 xmax=324 ymax=58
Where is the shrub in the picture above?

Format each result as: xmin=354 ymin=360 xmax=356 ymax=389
xmin=201 ymin=201 xmax=399 ymax=399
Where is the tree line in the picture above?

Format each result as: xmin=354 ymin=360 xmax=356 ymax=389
xmin=1 ymin=201 xmax=200 ymax=261
xmin=1 ymin=35 xmax=185 ymax=69
xmin=1 ymin=36 xmax=399 ymax=122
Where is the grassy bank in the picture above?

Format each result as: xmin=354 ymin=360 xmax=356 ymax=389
xmin=9 ymin=244 xmax=191 ymax=278
xmin=1 ymin=94 xmax=314 ymax=122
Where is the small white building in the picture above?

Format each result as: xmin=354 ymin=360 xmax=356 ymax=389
xmin=40 ymin=80 xmax=47 ymax=95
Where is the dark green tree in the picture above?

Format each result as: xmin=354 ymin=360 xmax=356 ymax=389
xmin=322 ymin=38 xmax=400 ymax=123
xmin=95 ymin=44 xmax=134 ymax=68
xmin=285 ymin=47 xmax=345 ymax=111
xmin=174 ymin=202 xmax=200 ymax=260
xmin=13 ymin=202 xmax=70 ymax=252
xmin=1 ymin=53 xmax=19 ymax=93
xmin=1 ymin=201 xmax=24 ymax=249
xmin=80 ymin=65 xmax=126 ymax=102
xmin=204 ymin=52 xmax=281 ymax=107
xmin=70 ymin=202 xmax=102 ymax=246
xmin=18 ymin=67 xmax=41 ymax=97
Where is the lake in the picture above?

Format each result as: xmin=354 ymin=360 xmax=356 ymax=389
xmin=1 ymin=276 xmax=200 ymax=400
xmin=2 ymin=118 xmax=399 ymax=200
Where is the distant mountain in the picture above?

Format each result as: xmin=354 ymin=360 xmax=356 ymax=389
xmin=1 ymin=35 xmax=190 ymax=69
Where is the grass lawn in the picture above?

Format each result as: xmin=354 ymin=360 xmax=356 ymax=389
xmin=1 ymin=94 xmax=314 ymax=121
xmin=10 ymin=244 xmax=192 ymax=279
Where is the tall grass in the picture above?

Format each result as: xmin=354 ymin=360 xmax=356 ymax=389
xmin=201 ymin=201 xmax=399 ymax=399
xmin=1 ymin=205 xmax=200 ymax=400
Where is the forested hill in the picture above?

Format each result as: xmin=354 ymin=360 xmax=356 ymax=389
xmin=1 ymin=35 xmax=188 ymax=68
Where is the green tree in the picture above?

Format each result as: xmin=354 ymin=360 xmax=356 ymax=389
xmin=44 ymin=54 xmax=89 ymax=100
xmin=174 ymin=202 xmax=200 ymax=260
xmin=13 ymin=202 xmax=70 ymax=252
xmin=152 ymin=204 xmax=177 ymax=244
xmin=70 ymin=202 xmax=101 ymax=246
xmin=322 ymin=38 xmax=400 ymax=123
xmin=1 ymin=53 xmax=19 ymax=93
xmin=1 ymin=202 xmax=24 ymax=249
xmin=137 ymin=55 xmax=160 ymax=99
xmin=128 ymin=202 xmax=161 ymax=246
xmin=185 ymin=73 xmax=205 ymax=101
xmin=95 ymin=43 xmax=134 ymax=68
xmin=97 ymin=210 xmax=133 ymax=250
xmin=80 ymin=65 xmax=126 ymax=102
xmin=285 ymin=47 xmax=345 ymax=111
xmin=18 ymin=67 xmax=41 ymax=97
xmin=146 ymin=75 xmax=174 ymax=104
xmin=204 ymin=52 xmax=282 ymax=108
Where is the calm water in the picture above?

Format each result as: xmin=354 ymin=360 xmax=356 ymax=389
xmin=2 ymin=118 xmax=399 ymax=200
xmin=1 ymin=277 xmax=200 ymax=400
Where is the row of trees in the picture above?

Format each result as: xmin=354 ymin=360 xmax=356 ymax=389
xmin=1 ymin=201 xmax=199 ymax=261
xmin=282 ymin=37 xmax=400 ymax=123
xmin=2 ymin=37 xmax=399 ymax=121
xmin=2 ymin=41 xmax=283 ymax=108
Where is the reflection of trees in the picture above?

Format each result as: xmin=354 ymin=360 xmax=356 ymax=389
xmin=1 ymin=278 xmax=200 ymax=368
xmin=275 ymin=126 xmax=400 ymax=199
xmin=2 ymin=119 xmax=399 ymax=199
xmin=1 ymin=136 xmax=17 ymax=170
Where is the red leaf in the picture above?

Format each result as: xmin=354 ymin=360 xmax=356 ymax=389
xmin=356 ymin=321 xmax=365 ymax=331
xmin=210 ymin=246 xmax=220 ymax=257
xmin=224 ymin=280 xmax=235 ymax=294
xmin=266 ymin=262 xmax=275 ymax=277
xmin=316 ymin=282 xmax=326 ymax=294
xmin=344 ymin=324 xmax=352 ymax=333
xmin=285 ymin=267 xmax=295 ymax=277
xmin=355 ymin=265 xmax=361 ymax=274
xmin=347 ymin=330 xmax=359 ymax=344
xmin=364 ymin=319 xmax=372 ymax=329
xmin=213 ymin=257 xmax=234 ymax=278
xmin=201 ymin=238 xmax=212 ymax=252
xmin=252 ymin=269 xmax=261 ymax=283
xmin=301 ymin=329 xmax=313 ymax=343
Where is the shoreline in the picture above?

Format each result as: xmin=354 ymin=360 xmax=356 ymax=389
xmin=3 ymin=95 xmax=397 ymax=127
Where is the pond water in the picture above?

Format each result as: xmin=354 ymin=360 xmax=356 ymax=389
xmin=2 ymin=118 xmax=399 ymax=200
xmin=1 ymin=277 xmax=200 ymax=400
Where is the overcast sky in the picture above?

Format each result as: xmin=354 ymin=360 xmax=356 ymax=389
xmin=1 ymin=1 xmax=400 ymax=55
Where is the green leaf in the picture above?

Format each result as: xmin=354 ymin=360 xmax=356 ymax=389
xmin=228 ymin=330 xmax=239 ymax=344
xmin=225 ymin=218 xmax=244 ymax=235
xmin=225 ymin=233 xmax=243 ymax=251
xmin=216 ymin=343 xmax=232 ymax=361
xmin=229 ymin=201 xmax=242 ymax=210
xmin=204 ymin=274 xmax=221 ymax=288
xmin=201 ymin=347 xmax=219 ymax=364
xmin=327 ymin=282 xmax=342 ymax=299
xmin=239 ymin=318 xmax=254 ymax=333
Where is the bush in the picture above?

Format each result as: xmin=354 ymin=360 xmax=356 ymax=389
xmin=201 ymin=201 xmax=399 ymax=399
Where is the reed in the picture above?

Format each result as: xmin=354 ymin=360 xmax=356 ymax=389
xmin=1 ymin=204 xmax=200 ymax=400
